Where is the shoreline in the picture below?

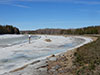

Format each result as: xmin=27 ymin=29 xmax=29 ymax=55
xmin=2 ymin=35 xmax=93 ymax=75
xmin=47 ymin=36 xmax=97 ymax=75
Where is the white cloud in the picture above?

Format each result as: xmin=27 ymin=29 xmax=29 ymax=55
xmin=0 ymin=0 xmax=100 ymax=8
xmin=12 ymin=4 xmax=30 ymax=8
xmin=0 ymin=0 xmax=31 ymax=8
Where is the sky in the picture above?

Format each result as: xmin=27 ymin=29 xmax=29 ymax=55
xmin=0 ymin=0 xmax=100 ymax=30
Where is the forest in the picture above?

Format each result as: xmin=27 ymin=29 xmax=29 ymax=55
xmin=0 ymin=25 xmax=20 ymax=34
xmin=21 ymin=26 xmax=100 ymax=35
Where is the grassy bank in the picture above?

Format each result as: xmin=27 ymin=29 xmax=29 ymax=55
xmin=74 ymin=36 xmax=100 ymax=75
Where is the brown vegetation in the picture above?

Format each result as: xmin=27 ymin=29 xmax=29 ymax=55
xmin=21 ymin=26 xmax=100 ymax=35
xmin=74 ymin=36 xmax=100 ymax=75
xmin=45 ymin=39 xmax=52 ymax=42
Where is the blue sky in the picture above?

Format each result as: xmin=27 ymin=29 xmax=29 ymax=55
xmin=0 ymin=0 xmax=100 ymax=30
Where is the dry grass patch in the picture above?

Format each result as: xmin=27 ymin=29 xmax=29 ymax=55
xmin=45 ymin=39 xmax=52 ymax=42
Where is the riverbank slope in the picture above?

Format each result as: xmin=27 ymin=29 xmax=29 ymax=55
xmin=47 ymin=36 xmax=99 ymax=75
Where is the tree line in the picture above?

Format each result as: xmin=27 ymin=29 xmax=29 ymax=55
xmin=0 ymin=25 xmax=20 ymax=34
xmin=21 ymin=26 xmax=100 ymax=35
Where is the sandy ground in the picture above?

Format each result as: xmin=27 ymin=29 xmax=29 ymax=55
xmin=0 ymin=35 xmax=93 ymax=75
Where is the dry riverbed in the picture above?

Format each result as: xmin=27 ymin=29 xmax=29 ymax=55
xmin=2 ymin=35 xmax=93 ymax=75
